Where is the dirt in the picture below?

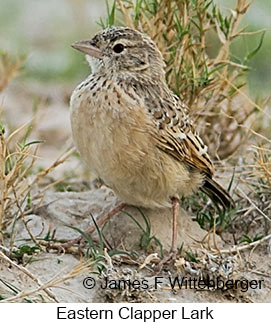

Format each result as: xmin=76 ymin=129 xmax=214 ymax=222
xmin=1 ymin=182 xmax=271 ymax=303
xmin=1 ymin=80 xmax=271 ymax=303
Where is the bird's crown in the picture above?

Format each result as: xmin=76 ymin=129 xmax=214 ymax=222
xmin=72 ymin=26 xmax=165 ymax=79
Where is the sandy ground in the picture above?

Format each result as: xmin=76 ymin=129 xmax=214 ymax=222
xmin=1 ymin=185 xmax=271 ymax=303
xmin=1 ymin=80 xmax=271 ymax=303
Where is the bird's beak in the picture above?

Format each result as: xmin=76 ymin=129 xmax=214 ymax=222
xmin=71 ymin=40 xmax=104 ymax=59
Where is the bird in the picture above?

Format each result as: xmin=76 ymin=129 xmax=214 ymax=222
xmin=70 ymin=26 xmax=234 ymax=263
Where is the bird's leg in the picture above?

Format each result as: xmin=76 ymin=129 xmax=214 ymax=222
xmin=170 ymin=196 xmax=179 ymax=255
xmin=157 ymin=197 xmax=179 ymax=268
xmin=87 ymin=202 xmax=126 ymax=235
xmin=62 ymin=203 xmax=126 ymax=249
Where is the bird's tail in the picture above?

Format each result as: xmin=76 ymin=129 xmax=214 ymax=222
xmin=201 ymin=177 xmax=235 ymax=210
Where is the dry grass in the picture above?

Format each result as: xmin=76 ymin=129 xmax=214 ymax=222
xmin=0 ymin=53 xmax=83 ymax=302
xmin=114 ymin=0 xmax=261 ymax=159
xmin=0 ymin=51 xmax=25 ymax=92
xmin=0 ymin=0 xmax=270 ymax=302
xmin=108 ymin=0 xmax=271 ymax=236
xmin=0 ymin=118 xmax=73 ymax=243
xmin=0 ymin=53 xmax=74 ymax=244
xmin=0 ymin=249 xmax=96 ymax=302
xmin=100 ymin=1 xmax=271 ymax=287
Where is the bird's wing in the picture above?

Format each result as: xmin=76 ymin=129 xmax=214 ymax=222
xmin=146 ymin=93 xmax=214 ymax=177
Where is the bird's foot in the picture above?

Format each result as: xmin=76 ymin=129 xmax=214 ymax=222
xmin=156 ymin=249 xmax=177 ymax=271
xmin=61 ymin=235 xmax=97 ymax=251
xmin=60 ymin=203 xmax=126 ymax=251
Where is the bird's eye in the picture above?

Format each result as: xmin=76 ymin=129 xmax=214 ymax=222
xmin=113 ymin=43 xmax=124 ymax=53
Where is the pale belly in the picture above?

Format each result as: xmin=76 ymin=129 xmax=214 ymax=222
xmin=70 ymin=88 xmax=202 ymax=208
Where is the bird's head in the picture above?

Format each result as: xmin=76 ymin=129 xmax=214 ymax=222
xmin=72 ymin=26 xmax=165 ymax=81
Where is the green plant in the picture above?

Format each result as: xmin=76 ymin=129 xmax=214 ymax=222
xmin=123 ymin=208 xmax=163 ymax=257
xmin=98 ymin=0 xmax=270 ymax=254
